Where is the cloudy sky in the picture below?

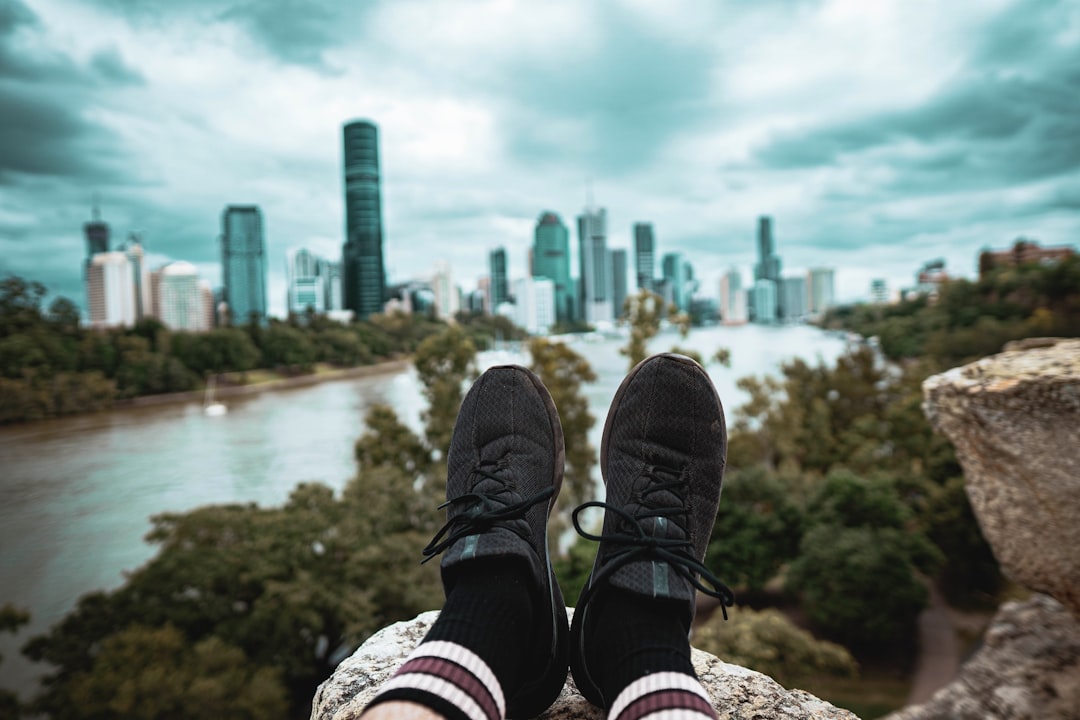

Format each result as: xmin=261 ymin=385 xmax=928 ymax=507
xmin=2 ymin=0 xmax=1078 ymax=316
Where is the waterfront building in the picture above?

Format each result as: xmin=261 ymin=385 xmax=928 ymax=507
xmin=120 ymin=233 xmax=150 ymax=321
xmin=661 ymin=252 xmax=690 ymax=312
xmin=532 ymin=212 xmax=573 ymax=324
xmin=512 ymin=276 xmax=555 ymax=335
xmin=979 ymin=238 xmax=1075 ymax=277
xmin=578 ymin=205 xmax=612 ymax=323
xmin=750 ymin=279 xmax=778 ymax=324
xmin=808 ymin=267 xmax=835 ymax=315
xmin=156 ymin=261 xmax=209 ymax=331
xmin=610 ymin=248 xmax=628 ymax=319
xmin=753 ymin=216 xmax=782 ymax=319
xmin=633 ymin=223 xmax=655 ymax=291
xmin=489 ymin=247 xmax=509 ymax=312
xmin=86 ymin=251 xmax=136 ymax=328
xmin=342 ymin=119 xmax=386 ymax=319
xmin=317 ymin=258 xmax=343 ymax=311
xmin=870 ymin=278 xmax=889 ymax=304
xmin=221 ymin=205 xmax=267 ymax=325
xmin=719 ymin=267 xmax=747 ymax=325
xmin=432 ymin=261 xmax=460 ymax=321
xmin=287 ymin=249 xmax=326 ymax=314
xmin=780 ymin=276 xmax=808 ymax=321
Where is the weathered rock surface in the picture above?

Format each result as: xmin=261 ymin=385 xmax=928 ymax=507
xmin=884 ymin=594 xmax=1080 ymax=720
xmin=922 ymin=337 xmax=1080 ymax=616
xmin=311 ymin=609 xmax=860 ymax=720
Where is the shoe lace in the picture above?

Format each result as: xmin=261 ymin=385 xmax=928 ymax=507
xmin=571 ymin=465 xmax=735 ymax=619
xmin=421 ymin=461 xmax=554 ymax=563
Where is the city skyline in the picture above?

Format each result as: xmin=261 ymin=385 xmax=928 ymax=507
xmin=2 ymin=1 xmax=1078 ymax=315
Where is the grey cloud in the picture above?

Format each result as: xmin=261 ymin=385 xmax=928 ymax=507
xmin=495 ymin=7 xmax=720 ymax=176
xmin=88 ymin=0 xmax=366 ymax=69
xmin=90 ymin=46 xmax=144 ymax=85
xmin=753 ymin=2 xmax=1080 ymax=193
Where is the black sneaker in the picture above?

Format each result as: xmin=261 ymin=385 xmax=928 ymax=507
xmin=421 ymin=364 xmax=569 ymax=718
xmin=569 ymin=353 xmax=735 ymax=707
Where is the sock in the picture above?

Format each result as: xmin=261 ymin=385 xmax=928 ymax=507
xmin=587 ymin=589 xmax=717 ymax=720
xmin=364 ymin=560 xmax=535 ymax=720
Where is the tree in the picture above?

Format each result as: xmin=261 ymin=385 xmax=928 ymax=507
xmin=1 ymin=605 xmax=30 ymax=720
xmin=412 ymin=326 xmax=477 ymax=457
xmin=63 ymin=625 xmax=288 ymax=720
xmin=527 ymin=338 xmax=598 ymax=551
xmin=620 ymin=289 xmax=667 ymax=370
xmin=785 ymin=471 xmax=942 ymax=648
xmin=705 ymin=467 xmax=803 ymax=595
xmin=694 ymin=607 xmax=857 ymax=686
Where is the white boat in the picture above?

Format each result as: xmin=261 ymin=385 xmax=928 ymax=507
xmin=203 ymin=375 xmax=227 ymax=417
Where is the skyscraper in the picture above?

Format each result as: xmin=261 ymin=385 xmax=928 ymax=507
xmin=610 ymin=248 xmax=628 ymax=319
xmin=221 ymin=205 xmax=267 ymax=325
xmin=577 ymin=206 xmax=611 ymax=323
xmin=720 ymin=267 xmax=747 ymax=325
xmin=532 ymin=212 xmax=572 ymax=324
xmin=121 ymin=233 xmax=149 ymax=321
xmin=753 ymin=216 xmax=782 ymax=320
xmin=633 ymin=223 xmax=655 ymax=291
xmin=751 ymin=279 xmax=778 ymax=324
xmin=780 ymin=276 xmax=808 ymax=321
xmin=287 ymin=249 xmax=326 ymax=315
xmin=489 ymin=247 xmax=509 ymax=311
xmin=662 ymin=252 xmax=689 ymax=312
xmin=342 ymin=119 xmax=386 ymax=319
xmin=86 ymin=252 xmax=136 ymax=328
xmin=754 ymin=216 xmax=782 ymax=283
xmin=156 ymin=261 xmax=209 ymax=331
xmin=808 ymin=268 xmax=835 ymax=315
xmin=84 ymin=204 xmax=109 ymax=257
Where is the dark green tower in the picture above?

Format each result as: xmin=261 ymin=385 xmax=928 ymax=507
xmin=342 ymin=120 xmax=386 ymax=319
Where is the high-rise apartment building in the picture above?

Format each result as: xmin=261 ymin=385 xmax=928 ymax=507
xmin=753 ymin=216 xmax=782 ymax=321
xmin=719 ymin=267 xmax=747 ymax=325
xmin=870 ymin=278 xmax=889 ymax=304
xmin=511 ymin=276 xmax=555 ymax=335
xmin=754 ymin=216 xmax=782 ymax=283
xmin=489 ymin=247 xmax=509 ymax=311
xmin=86 ymin=251 xmax=136 ymax=328
xmin=287 ymin=249 xmax=326 ymax=314
xmin=661 ymin=252 xmax=690 ymax=312
xmin=780 ymin=276 xmax=808 ymax=321
xmin=808 ymin=268 xmax=835 ymax=315
xmin=342 ymin=119 xmax=386 ymax=319
xmin=221 ymin=205 xmax=267 ymax=325
xmin=633 ymin=223 xmax=655 ymax=291
xmin=610 ymin=248 xmax=628 ymax=319
xmin=121 ymin=234 xmax=149 ymax=321
xmin=578 ymin=206 xmax=611 ymax=323
xmin=156 ymin=261 xmax=210 ymax=331
xmin=432 ymin=261 xmax=460 ymax=320
xmin=751 ymin=279 xmax=778 ymax=324
xmin=532 ymin=212 xmax=572 ymax=324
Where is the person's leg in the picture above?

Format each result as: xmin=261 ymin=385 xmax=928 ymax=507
xmin=570 ymin=354 xmax=735 ymax=720
xmin=363 ymin=365 xmax=569 ymax=720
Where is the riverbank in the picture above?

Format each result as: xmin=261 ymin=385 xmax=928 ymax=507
xmin=111 ymin=358 xmax=413 ymax=410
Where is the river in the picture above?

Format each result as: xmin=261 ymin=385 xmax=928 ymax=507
xmin=0 ymin=323 xmax=850 ymax=695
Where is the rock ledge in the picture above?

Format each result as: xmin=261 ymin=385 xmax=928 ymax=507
xmin=311 ymin=609 xmax=859 ymax=720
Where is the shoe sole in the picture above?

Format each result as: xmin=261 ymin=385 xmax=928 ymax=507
xmin=571 ymin=353 xmax=718 ymax=708
xmin=492 ymin=364 xmax=570 ymax=719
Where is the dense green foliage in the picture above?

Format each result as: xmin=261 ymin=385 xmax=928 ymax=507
xmin=695 ymin=606 xmax=857 ymax=686
xmin=20 ymin=330 xmax=475 ymax=718
xmin=0 ymin=275 xmax=521 ymax=424
xmin=2 ymin=605 xmax=30 ymax=720
xmin=822 ymin=254 xmax=1080 ymax=363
